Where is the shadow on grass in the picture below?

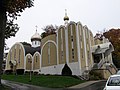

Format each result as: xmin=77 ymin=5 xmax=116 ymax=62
xmin=0 ymin=84 xmax=12 ymax=90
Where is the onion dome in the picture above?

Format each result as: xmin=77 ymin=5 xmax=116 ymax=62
xmin=63 ymin=9 xmax=69 ymax=21
xmin=31 ymin=30 xmax=41 ymax=42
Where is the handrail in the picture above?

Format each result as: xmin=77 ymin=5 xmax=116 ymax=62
xmin=98 ymin=59 xmax=105 ymax=69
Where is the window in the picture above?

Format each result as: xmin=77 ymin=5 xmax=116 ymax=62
xmin=107 ymin=76 xmax=120 ymax=86
xmin=81 ymin=49 xmax=84 ymax=59
xmin=35 ymin=41 xmax=36 ymax=45
xmin=71 ymin=36 xmax=73 ymax=41
xmin=36 ymin=55 xmax=38 ymax=62
xmin=14 ymin=48 xmax=16 ymax=60
xmin=70 ymin=25 xmax=73 ymax=36
xmin=10 ymin=50 xmax=12 ymax=61
xmin=48 ymin=43 xmax=50 ymax=64
xmin=88 ymin=51 xmax=90 ymax=60
xmin=61 ymin=51 xmax=64 ymax=61
xmin=72 ymin=49 xmax=74 ymax=61
xmin=18 ymin=48 xmax=21 ymax=63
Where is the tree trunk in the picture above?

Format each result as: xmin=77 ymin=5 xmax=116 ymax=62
xmin=0 ymin=0 xmax=6 ymax=85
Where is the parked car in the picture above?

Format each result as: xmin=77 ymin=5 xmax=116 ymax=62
xmin=116 ymin=70 xmax=120 ymax=75
xmin=103 ymin=74 xmax=120 ymax=90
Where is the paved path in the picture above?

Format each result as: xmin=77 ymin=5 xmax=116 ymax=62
xmin=2 ymin=79 xmax=61 ymax=90
xmin=1 ymin=79 xmax=106 ymax=90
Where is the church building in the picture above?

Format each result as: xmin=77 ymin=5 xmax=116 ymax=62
xmin=5 ymin=11 xmax=117 ymax=79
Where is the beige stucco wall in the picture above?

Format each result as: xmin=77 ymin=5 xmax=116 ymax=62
xmin=33 ymin=52 xmax=40 ymax=70
xmin=77 ymin=23 xmax=86 ymax=70
xmin=58 ymin=26 xmax=66 ymax=64
xmin=25 ymin=54 xmax=32 ymax=70
xmin=68 ymin=22 xmax=78 ymax=63
xmin=6 ymin=43 xmax=25 ymax=70
xmin=41 ymin=35 xmax=57 ymax=67
xmin=94 ymin=39 xmax=103 ymax=45
xmin=41 ymin=34 xmax=56 ymax=46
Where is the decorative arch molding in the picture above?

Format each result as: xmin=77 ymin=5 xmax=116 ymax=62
xmin=57 ymin=25 xmax=66 ymax=33
xmin=67 ymin=21 xmax=76 ymax=27
xmin=33 ymin=51 xmax=41 ymax=70
xmin=83 ymin=25 xmax=89 ymax=30
xmin=77 ymin=21 xmax=83 ymax=26
xmin=41 ymin=40 xmax=57 ymax=53
xmin=9 ymin=42 xmax=25 ymax=57
xmin=14 ymin=42 xmax=26 ymax=57
xmin=41 ymin=40 xmax=57 ymax=67
xmin=6 ymin=42 xmax=26 ymax=70
xmin=33 ymin=51 xmax=41 ymax=57
xmin=25 ymin=53 xmax=33 ymax=71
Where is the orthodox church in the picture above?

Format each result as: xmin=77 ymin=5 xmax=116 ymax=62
xmin=5 ymin=11 xmax=117 ymax=79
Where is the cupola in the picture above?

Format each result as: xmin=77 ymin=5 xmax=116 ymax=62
xmin=31 ymin=27 xmax=41 ymax=47
xmin=63 ymin=9 xmax=69 ymax=26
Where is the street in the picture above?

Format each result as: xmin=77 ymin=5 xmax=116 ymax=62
xmin=65 ymin=80 xmax=106 ymax=90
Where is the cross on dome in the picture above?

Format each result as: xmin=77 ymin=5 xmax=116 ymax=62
xmin=35 ymin=25 xmax=38 ymax=32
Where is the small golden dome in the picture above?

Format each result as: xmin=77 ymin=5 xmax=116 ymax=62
xmin=64 ymin=15 xmax=69 ymax=21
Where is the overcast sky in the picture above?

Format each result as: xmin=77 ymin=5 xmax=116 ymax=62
xmin=6 ymin=0 xmax=120 ymax=48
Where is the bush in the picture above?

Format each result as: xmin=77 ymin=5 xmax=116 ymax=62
xmin=89 ymin=70 xmax=103 ymax=80
xmin=5 ymin=70 xmax=13 ymax=75
xmin=16 ymin=69 xmax=24 ymax=75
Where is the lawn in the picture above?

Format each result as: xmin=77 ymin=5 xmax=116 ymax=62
xmin=2 ymin=74 xmax=85 ymax=88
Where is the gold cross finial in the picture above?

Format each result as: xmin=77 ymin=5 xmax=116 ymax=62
xmin=65 ymin=9 xmax=67 ymax=16
xmin=35 ymin=25 xmax=38 ymax=32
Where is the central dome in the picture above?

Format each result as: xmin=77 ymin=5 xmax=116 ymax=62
xmin=31 ymin=31 xmax=41 ymax=41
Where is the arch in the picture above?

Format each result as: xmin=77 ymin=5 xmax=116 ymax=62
xmin=33 ymin=52 xmax=41 ymax=71
xmin=61 ymin=64 xmax=72 ymax=76
xmin=5 ymin=42 xmax=25 ymax=71
xmin=67 ymin=21 xmax=76 ymax=27
xmin=25 ymin=54 xmax=33 ymax=71
xmin=41 ymin=40 xmax=57 ymax=67
xmin=57 ymin=25 xmax=65 ymax=33
xmin=41 ymin=40 xmax=57 ymax=52
xmin=57 ymin=25 xmax=67 ymax=64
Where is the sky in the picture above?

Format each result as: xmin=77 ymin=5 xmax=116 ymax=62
xmin=6 ymin=0 xmax=120 ymax=48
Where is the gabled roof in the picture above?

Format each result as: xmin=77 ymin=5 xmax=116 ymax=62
xmin=20 ymin=42 xmax=41 ymax=56
xmin=91 ymin=42 xmax=114 ymax=56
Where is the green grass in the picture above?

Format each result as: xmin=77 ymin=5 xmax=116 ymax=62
xmin=2 ymin=74 xmax=85 ymax=88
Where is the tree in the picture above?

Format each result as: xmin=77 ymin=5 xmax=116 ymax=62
xmin=5 ymin=19 xmax=19 ymax=39
xmin=41 ymin=24 xmax=58 ymax=38
xmin=0 ymin=0 xmax=34 ymax=85
xmin=103 ymin=29 xmax=120 ymax=68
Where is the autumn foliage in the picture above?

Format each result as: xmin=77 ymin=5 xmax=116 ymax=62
xmin=103 ymin=29 xmax=120 ymax=68
xmin=5 ymin=0 xmax=34 ymax=17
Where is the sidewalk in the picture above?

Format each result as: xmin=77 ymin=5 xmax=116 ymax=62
xmin=1 ymin=79 xmax=105 ymax=90
xmin=1 ymin=79 xmax=59 ymax=90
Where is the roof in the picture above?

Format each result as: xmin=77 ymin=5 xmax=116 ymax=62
xmin=109 ymin=74 xmax=120 ymax=78
xmin=91 ymin=42 xmax=114 ymax=55
xmin=21 ymin=42 xmax=41 ymax=55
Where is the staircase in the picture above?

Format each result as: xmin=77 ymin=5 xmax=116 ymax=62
xmin=98 ymin=58 xmax=105 ymax=69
